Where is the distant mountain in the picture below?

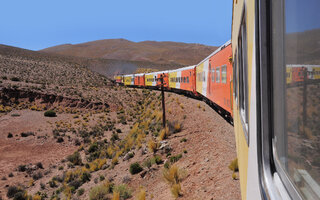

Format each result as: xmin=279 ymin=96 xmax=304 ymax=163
xmin=0 ymin=44 xmax=179 ymax=78
xmin=40 ymin=39 xmax=218 ymax=66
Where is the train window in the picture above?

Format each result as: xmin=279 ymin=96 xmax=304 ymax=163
xmin=271 ymin=0 xmax=320 ymax=199
xmin=211 ymin=68 xmax=215 ymax=82
xmin=221 ymin=65 xmax=227 ymax=83
xmin=216 ymin=67 xmax=220 ymax=83
xmin=187 ymin=76 xmax=189 ymax=83
xmin=238 ymin=14 xmax=249 ymax=129
xmin=233 ymin=50 xmax=238 ymax=100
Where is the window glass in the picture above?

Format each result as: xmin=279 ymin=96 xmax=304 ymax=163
xmin=212 ymin=68 xmax=215 ymax=82
xmin=216 ymin=67 xmax=220 ymax=83
xmin=221 ymin=65 xmax=227 ymax=83
xmin=272 ymin=0 xmax=320 ymax=199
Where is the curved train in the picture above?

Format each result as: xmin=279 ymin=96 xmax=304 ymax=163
xmin=115 ymin=1 xmax=320 ymax=199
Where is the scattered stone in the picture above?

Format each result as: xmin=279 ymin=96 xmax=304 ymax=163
xmin=141 ymin=147 xmax=148 ymax=155
xmin=122 ymin=175 xmax=131 ymax=183
xmin=140 ymin=170 xmax=148 ymax=178
xmin=123 ymin=151 xmax=135 ymax=161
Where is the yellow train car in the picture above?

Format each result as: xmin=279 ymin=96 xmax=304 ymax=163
xmin=123 ymin=75 xmax=134 ymax=86
xmin=145 ymin=72 xmax=157 ymax=87
xmin=232 ymin=0 xmax=320 ymax=200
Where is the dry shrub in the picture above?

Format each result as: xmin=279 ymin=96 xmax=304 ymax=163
xmin=148 ymin=139 xmax=158 ymax=153
xmin=228 ymin=158 xmax=238 ymax=172
xmin=158 ymin=126 xmax=169 ymax=141
xmin=232 ymin=172 xmax=237 ymax=180
xmin=163 ymin=164 xmax=186 ymax=185
xmin=136 ymin=187 xmax=146 ymax=200
xmin=173 ymin=122 xmax=181 ymax=133
xmin=89 ymin=185 xmax=109 ymax=200
xmin=112 ymin=191 xmax=120 ymax=200
xmin=171 ymin=183 xmax=182 ymax=198
xmin=197 ymin=103 xmax=201 ymax=108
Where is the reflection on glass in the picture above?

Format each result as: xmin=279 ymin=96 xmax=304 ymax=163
xmin=275 ymin=0 xmax=320 ymax=199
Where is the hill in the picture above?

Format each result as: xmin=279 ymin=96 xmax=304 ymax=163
xmin=0 ymin=44 xmax=179 ymax=78
xmin=41 ymin=39 xmax=218 ymax=66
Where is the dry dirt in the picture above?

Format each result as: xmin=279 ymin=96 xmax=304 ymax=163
xmin=0 ymin=89 xmax=240 ymax=200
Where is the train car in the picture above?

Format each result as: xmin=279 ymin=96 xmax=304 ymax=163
xmin=114 ymin=75 xmax=122 ymax=83
xmin=156 ymin=70 xmax=169 ymax=88
xmin=123 ymin=74 xmax=134 ymax=86
xmin=232 ymin=0 xmax=320 ymax=200
xmin=195 ymin=57 xmax=209 ymax=97
xmin=206 ymin=41 xmax=233 ymax=117
xmin=168 ymin=65 xmax=196 ymax=93
xmin=134 ymin=73 xmax=145 ymax=87
xmin=145 ymin=72 xmax=158 ymax=87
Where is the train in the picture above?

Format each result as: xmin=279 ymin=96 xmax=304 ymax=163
xmin=115 ymin=0 xmax=320 ymax=199
xmin=114 ymin=40 xmax=234 ymax=121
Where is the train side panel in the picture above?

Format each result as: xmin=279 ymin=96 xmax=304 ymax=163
xmin=207 ymin=43 xmax=233 ymax=115
xmin=134 ymin=74 xmax=145 ymax=87
xmin=123 ymin=75 xmax=134 ymax=86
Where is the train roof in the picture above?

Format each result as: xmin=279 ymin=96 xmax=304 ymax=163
xmin=168 ymin=65 xmax=196 ymax=73
xmin=123 ymin=74 xmax=134 ymax=77
xmin=197 ymin=40 xmax=231 ymax=65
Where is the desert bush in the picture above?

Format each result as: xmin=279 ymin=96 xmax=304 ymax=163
xmin=111 ymin=133 xmax=119 ymax=142
xmin=44 ymin=110 xmax=56 ymax=117
xmin=10 ymin=77 xmax=20 ymax=82
xmin=89 ymin=185 xmax=109 ymax=200
xmin=116 ymin=129 xmax=122 ymax=133
xmin=113 ymin=184 xmax=132 ymax=199
xmin=7 ymin=133 xmax=13 ymax=138
xmin=20 ymin=132 xmax=34 ymax=137
xmin=77 ymin=188 xmax=85 ymax=196
xmin=36 ymin=162 xmax=44 ymax=169
xmin=56 ymin=137 xmax=64 ymax=143
xmin=9 ymin=172 xmax=14 ymax=177
xmin=67 ymin=152 xmax=82 ymax=166
xmin=136 ymin=187 xmax=146 ymax=200
xmin=173 ymin=122 xmax=181 ymax=133
xmin=112 ymin=191 xmax=120 ymax=200
xmin=88 ymin=142 xmax=99 ymax=153
xmin=232 ymin=172 xmax=237 ymax=180
xmin=228 ymin=158 xmax=238 ymax=172
xmin=180 ymin=138 xmax=187 ymax=143
xmin=32 ymin=172 xmax=43 ymax=180
xmin=147 ymin=139 xmax=158 ymax=153
xmin=129 ymin=162 xmax=143 ymax=175
xmin=163 ymin=165 xmax=185 ymax=185
xmin=7 ymin=186 xmax=23 ymax=198
xmin=17 ymin=165 xmax=26 ymax=172
xmin=169 ymin=154 xmax=182 ymax=163
xmin=171 ymin=183 xmax=182 ymax=198
xmin=152 ymin=155 xmax=163 ymax=165
xmin=48 ymin=180 xmax=57 ymax=188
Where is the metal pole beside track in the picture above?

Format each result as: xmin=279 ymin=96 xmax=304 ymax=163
xmin=160 ymin=74 xmax=166 ymax=128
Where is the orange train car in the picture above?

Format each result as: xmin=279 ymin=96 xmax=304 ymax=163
xmin=134 ymin=73 xmax=145 ymax=87
xmin=168 ymin=66 xmax=196 ymax=94
xmin=206 ymin=42 xmax=233 ymax=116
xmin=156 ymin=71 xmax=169 ymax=88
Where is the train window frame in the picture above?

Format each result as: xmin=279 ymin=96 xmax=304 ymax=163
xmin=233 ymin=49 xmax=238 ymax=102
xmin=221 ymin=65 xmax=227 ymax=84
xmin=216 ymin=67 xmax=220 ymax=83
xmin=237 ymin=11 xmax=249 ymax=140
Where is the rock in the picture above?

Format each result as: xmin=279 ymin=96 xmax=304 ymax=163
xmin=122 ymin=175 xmax=131 ymax=183
xmin=123 ymin=151 xmax=135 ymax=161
xmin=140 ymin=170 xmax=148 ymax=178
xmin=159 ymin=143 xmax=172 ymax=154
xmin=141 ymin=147 xmax=148 ymax=155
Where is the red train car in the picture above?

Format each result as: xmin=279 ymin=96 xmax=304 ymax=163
xmin=206 ymin=42 xmax=233 ymax=116
xmin=134 ymin=73 xmax=145 ymax=87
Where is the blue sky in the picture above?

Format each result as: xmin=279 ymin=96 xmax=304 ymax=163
xmin=0 ymin=0 xmax=232 ymax=50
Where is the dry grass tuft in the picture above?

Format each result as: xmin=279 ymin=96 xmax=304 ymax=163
xmin=112 ymin=191 xmax=120 ymax=200
xmin=158 ymin=126 xmax=169 ymax=141
xmin=173 ymin=122 xmax=182 ymax=133
xmin=148 ymin=139 xmax=158 ymax=153
xmin=228 ymin=158 xmax=238 ymax=172
xmin=136 ymin=187 xmax=146 ymax=200
xmin=171 ymin=183 xmax=182 ymax=198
